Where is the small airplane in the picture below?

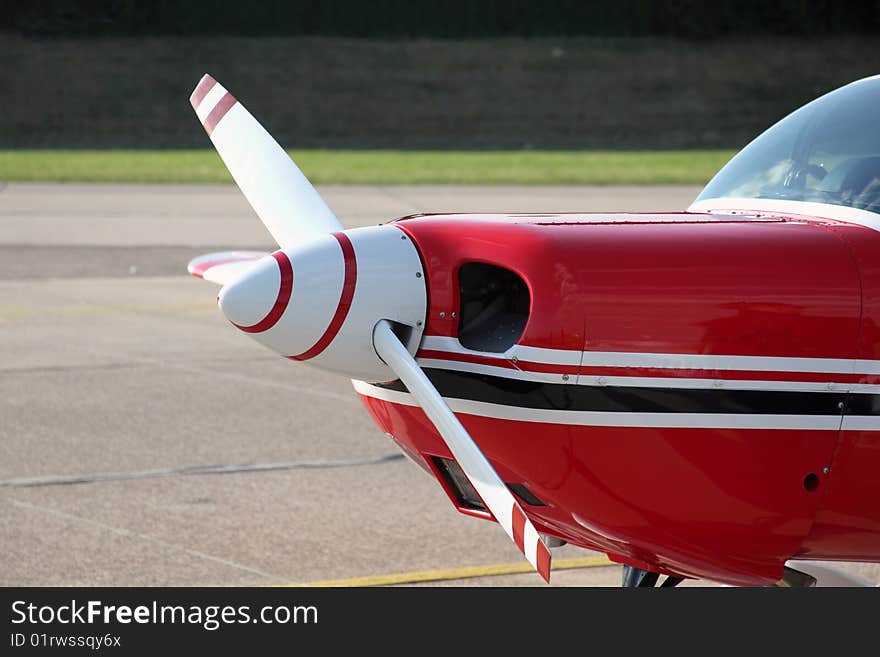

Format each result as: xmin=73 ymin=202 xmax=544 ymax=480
xmin=187 ymin=73 xmax=880 ymax=587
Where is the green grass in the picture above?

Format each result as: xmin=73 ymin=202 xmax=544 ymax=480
xmin=0 ymin=150 xmax=735 ymax=185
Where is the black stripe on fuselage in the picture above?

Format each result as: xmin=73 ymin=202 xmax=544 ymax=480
xmin=376 ymin=368 xmax=880 ymax=416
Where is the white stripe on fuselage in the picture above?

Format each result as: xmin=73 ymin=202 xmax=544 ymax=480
xmin=418 ymin=357 xmax=880 ymax=393
xmin=419 ymin=336 xmax=880 ymax=375
xmin=352 ymin=380 xmax=877 ymax=431
xmin=417 ymin=358 xmax=880 ymax=394
xmin=416 ymin=358 xmax=569 ymax=384
xmin=420 ymin=336 xmax=581 ymax=366
xmin=579 ymin=351 xmax=880 ymax=375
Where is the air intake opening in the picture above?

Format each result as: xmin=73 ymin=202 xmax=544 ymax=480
xmin=458 ymin=263 xmax=530 ymax=353
xmin=432 ymin=457 xmax=486 ymax=512
xmin=508 ymin=483 xmax=547 ymax=507
xmin=432 ymin=457 xmax=548 ymax=510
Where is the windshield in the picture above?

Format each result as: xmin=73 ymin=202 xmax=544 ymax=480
xmin=697 ymin=76 xmax=880 ymax=215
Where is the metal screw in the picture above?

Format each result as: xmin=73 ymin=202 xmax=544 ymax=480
xmin=439 ymin=311 xmax=446 ymax=318
xmin=416 ymin=272 xmax=421 ymax=278
xmin=401 ymin=235 xmax=406 ymax=239
xmin=451 ymin=311 xmax=456 ymax=318
xmin=838 ymin=401 xmax=845 ymax=410
xmin=596 ymin=376 xmax=606 ymax=385
xmin=416 ymin=321 xmax=422 ymax=327
xmin=511 ymin=356 xmax=518 ymax=363
xmin=822 ymin=467 xmax=830 ymax=474
xmin=562 ymin=374 xmax=570 ymax=381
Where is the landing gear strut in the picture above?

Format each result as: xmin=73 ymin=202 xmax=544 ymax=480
xmin=623 ymin=564 xmax=821 ymax=587
xmin=621 ymin=565 xmax=683 ymax=588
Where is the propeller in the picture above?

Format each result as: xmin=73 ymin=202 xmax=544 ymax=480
xmin=189 ymin=74 xmax=342 ymax=247
xmin=188 ymin=74 xmax=553 ymax=581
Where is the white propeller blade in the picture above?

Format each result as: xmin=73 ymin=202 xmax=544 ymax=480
xmin=187 ymin=250 xmax=268 ymax=286
xmin=189 ymin=74 xmax=343 ymax=248
xmin=373 ymin=320 xmax=552 ymax=582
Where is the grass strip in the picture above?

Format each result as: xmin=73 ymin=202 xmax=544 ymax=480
xmin=0 ymin=150 xmax=734 ymax=185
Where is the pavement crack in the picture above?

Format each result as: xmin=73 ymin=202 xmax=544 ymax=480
xmin=0 ymin=453 xmax=405 ymax=488
xmin=0 ymin=362 xmax=137 ymax=375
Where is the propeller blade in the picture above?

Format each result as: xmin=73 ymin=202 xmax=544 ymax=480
xmin=372 ymin=320 xmax=552 ymax=582
xmin=189 ymin=74 xmax=343 ymax=248
xmin=187 ymin=250 xmax=269 ymax=286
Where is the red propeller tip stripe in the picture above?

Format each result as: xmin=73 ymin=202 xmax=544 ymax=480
xmin=537 ymin=541 xmax=551 ymax=583
xmin=512 ymin=504 xmax=526 ymax=554
xmin=190 ymin=74 xmax=217 ymax=110
xmin=512 ymin=502 xmax=551 ymax=582
xmin=204 ymin=92 xmax=237 ymax=136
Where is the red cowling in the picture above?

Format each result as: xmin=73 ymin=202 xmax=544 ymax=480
xmin=358 ymin=211 xmax=880 ymax=586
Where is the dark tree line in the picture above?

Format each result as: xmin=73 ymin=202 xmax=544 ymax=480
xmin=4 ymin=0 xmax=880 ymax=39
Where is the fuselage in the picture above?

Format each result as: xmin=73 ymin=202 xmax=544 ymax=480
xmin=355 ymin=210 xmax=880 ymax=586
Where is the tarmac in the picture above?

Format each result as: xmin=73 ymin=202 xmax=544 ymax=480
xmin=2 ymin=182 xmax=877 ymax=587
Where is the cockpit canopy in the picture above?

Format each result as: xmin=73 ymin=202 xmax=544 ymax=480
xmin=697 ymin=76 xmax=880 ymax=215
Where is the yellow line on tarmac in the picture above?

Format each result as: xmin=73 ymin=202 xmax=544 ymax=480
xmin=279 ymin=555 xmax=613 ymax=587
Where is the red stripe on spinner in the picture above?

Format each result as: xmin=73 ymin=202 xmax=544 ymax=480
xmin=190 ymin=74 xmax=217 ymax=110
xmin=511 ymin=503 xmax=526 ymax=554
xmin=290 ymin=232 xmax=357 ymax=361
xmin=204 ymin=92 xmax=237 ymax=136
xmin=233 ymin=251 xmax=293 ymax=334
xmin=536 ymin=539 xmax=551 ymax=583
